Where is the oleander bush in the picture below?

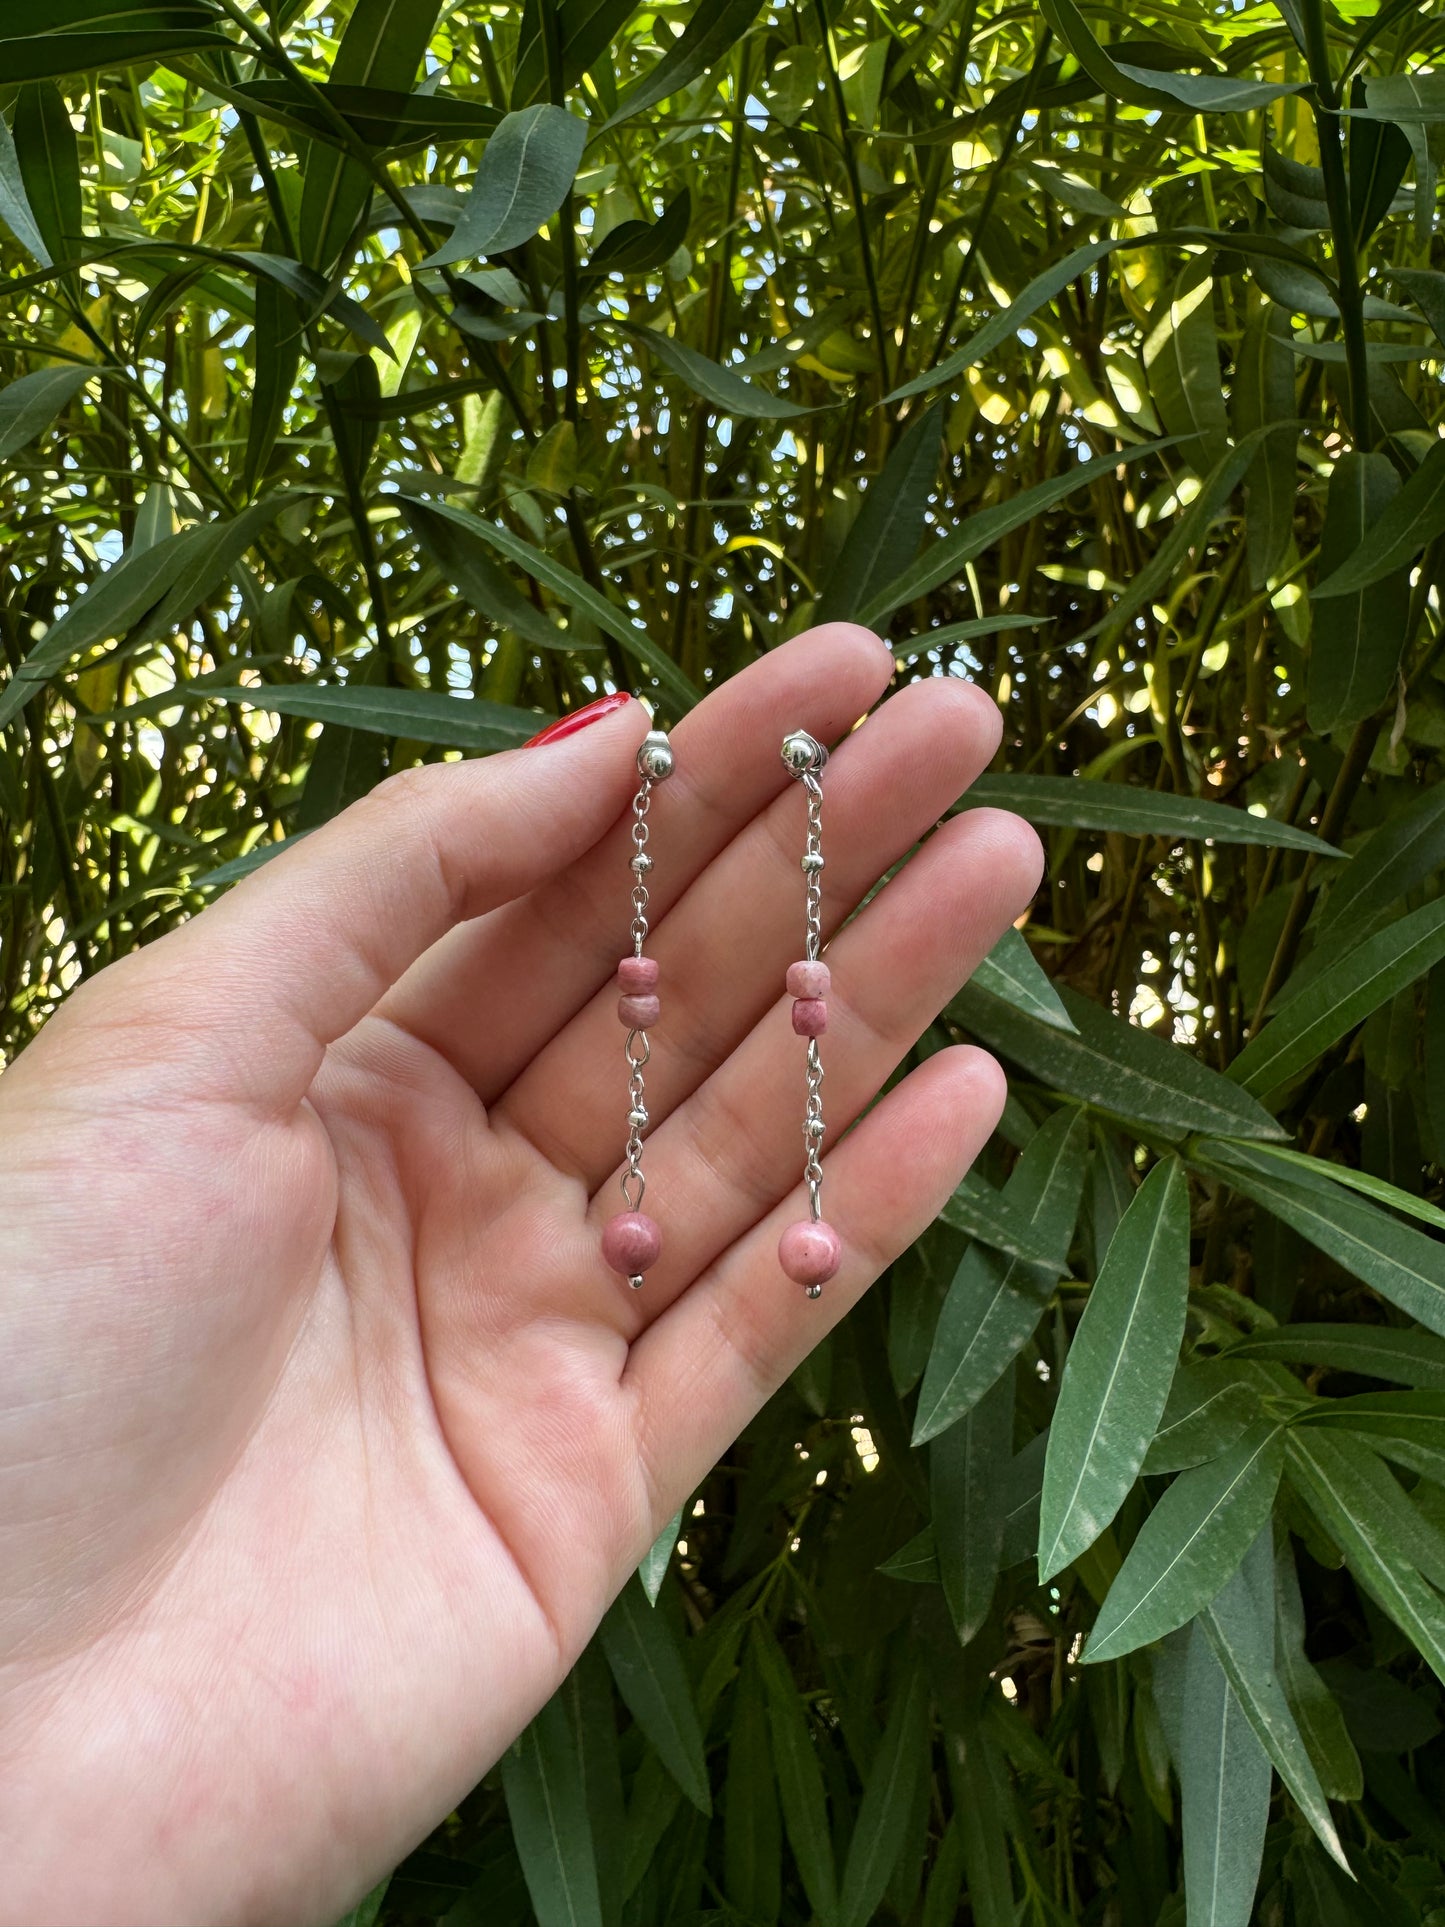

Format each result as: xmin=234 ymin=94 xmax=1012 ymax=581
xmin=6 ymin=2 xmax=1445 ymax=1923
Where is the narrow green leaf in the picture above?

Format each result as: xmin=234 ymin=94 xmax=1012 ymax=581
xmin=1361 ymin=71 xmax=1445 ymax=123
xmin=939 ymin=1166 xmax=1075 ymax=1268
xmin=1224 ymin=1321 xmax=1445 ymax=1388
xmin=932 ymin=1366 xmax=1014 ymax=1642
xmin=1116 ymin=61 xmax=1303 ymax=112
xmin=0 ymin=108 xmax=50 ymax=265
xmin=401 ymin=498 xmax=583 ymax=652
xmin=1039 ymin=1157 xmax=1191 ymax=1580
xmin=580 ymin=186 xmax=690 ymax=281
xmin=893 ymin=613 xmax=1050 ymax=662
xmin=0 ymin=363 xmax=91 ymax=461
xmin=1314 ymin=779 xmax=1445 ymax=948
xmin=815 ymin=404 xmax=941 ymax=623
xmin=1287 ymin=1430 xmax=1445 ymax=1685
xmin=837 ymin=1669 xmax=929 ymax=1927
xmin=0 ymin=14 xmax=226 ymax=85
xmin=422 ymin=105 xmax=589 ymax=266
xmin=511 ymin=0 xmax=644 ymax=108
xmin=1190 ymin=1139 xmax=1445 ymax=1340
xmin=1391 ymin=266 xmax=1445 ymax=351
xmin=724 ymin=1641 xmax=780 ymax=1926
xmin=1143 ymin=268 xmax=1230 ymax=474
xmin=500 ymin=1688 xmax=604 ymax=1927
xmin=560 ymin=1647 xmax=625 ymax=1927
xmin=961 ymin=772 xmax=1342 ymax=857
xmin=617 ymin=321 xmax=813 ymax=420
xmin=13 ymin=80 xmax=80 ymax=272
xmin=950 ymin=983 xmax=1286 ymax=1142
xmin=1315 ymin=438 xmax=1445 ymax=600
xmin=1143 ymin=1360 xmax=1262 ymax=1475
xmin=1262 ymin=142 xmax=1328 ymax=227
xmin=243 ymin=253 xmax=301 ymax=495
xmin=914 ymin=1108 xmax=1089 ymax=1445
xmin=598 ymin=1578 xmax=711 ymax=1814
xmin=1308 ymin=451 xmax=1410 ymax=732
xmin=1275 ymin=1533 xmax=1363 ymax=1803
xmin=1177 ymin=1618 xmax=1271 ymax=1927
xmin=637 ymin=1508 xmax=682 ymax=1606
xmin=1233 ymin=304 xmax=1297 ymax=588
xmin=971 ymin=923 xmax=1076 ymax=1033
xmin=1082 ymin=1420 xmax=1285 ymax=1664
xmin=753 ymin=1624 xmax=839 ymax=1927
xmin=603 ymin=0 xmax=764 ymax=130
xmin=1298 ymin=1387 xmax=1445 ymax=1452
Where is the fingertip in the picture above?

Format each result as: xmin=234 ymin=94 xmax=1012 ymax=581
xmin=953 ymin=804 xmax=1046 ymax=916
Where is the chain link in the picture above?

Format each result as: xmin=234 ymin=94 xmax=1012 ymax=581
xmin=801 ymin=771 xmax=825 ymax=1221
xmin=621 ymin=773 xmax=654 ymax=1210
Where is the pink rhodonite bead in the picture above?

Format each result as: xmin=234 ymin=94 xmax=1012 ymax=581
xmin=786 ymin=960 xmax=830 ymax=999
xmin=779 ymin=1219 xmax=841 ymax=1291
xmin=792 ymin=998 xmax=828 ymax=1037
xmin=617 ymin=955 xmax=660 ymax=993
xmin=602 ymin=1210 xmax=662 ymax=1276
xmin=618 ymin=992 xmax=661 ymax=1028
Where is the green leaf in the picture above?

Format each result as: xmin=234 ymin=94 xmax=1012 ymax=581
xmin=0 ymin=108 xmax=50 ymax=265
xmin=603 ymin=0 xmax=764 ymax=130
xmin=1262 ymin=142 xmax=1328 ymax=227
xmin=724 ymin=1640 xmax=780 ymax=1926
xmin=1224 ymin=1321 xmax=1445 ymax=1388
xmin=637 ymin=1508 xmax=682 ymax=1605
xmin=837 ymin=1668 xmax=930 ymax=1927
xmin=932 ymin=1366 xmax=1014 ymax=1642
xmin=598 ymin=1577 xmax=710 ymax=1814
xmin=939 ymin=1167 xmax=1076 ymax=1268
xmin=422 ymin=105 xmax=589 ymax=267
xmin=581 ymin=186 xmax=691 ymax=280
xmin=971 ymin=924 xmax=1076 ymax=1033
xmin=328 ymin=1875 xmax=391 ymax=1927
xmin=1361 ymin=71 xmax=1445 ymax=123
xmin=1143 ymin=268 xmax=1230 ymax=475
xmin=1391 ymin=267 xmax=1445 ymax=351
xmin=400 ymin=499 xmax=582 ymax=652
xmin=230 ymin=80 xmax=502 ymax=152
xmin=1313 ymin=438 xmax=1445 ymax=601
xmin=1307 ymin=451 xmax=1410 ymax=733
xmin=815 ymin=405 xmax=941 ymax=623
xmin=243 ymin=254 xmax=301 ymax=496
xmin=1039 ymin=1157 xmax=1191 ymax=1580
xmin=1082 ymin=1420 xmax=1285 ymax=1664
xmin=511 ymin=0 xmax=643 ymax=108
xmin=1115 ymin=61 xmax=1303 ymax=112
xmin=1275 ymin=1534 xmax=1363 ymax=1803
xmin=1230 ymin=897 xmax=1445 ymax=1097
xmin=960 ymin=772 xmax=1341 ymax=858
xmin=949 ymin=982 xmax=1286 ymax=1142
xmin=617 ymin=321 xmax=813 ymax=420
xmin=1315 ymin=779 xmax=1445 ymax=948
xmin=1143 ymin=1360 xmax=1262 ymax=1475
xmin=1233 ymin=304 xmax=1297 ymax=589
xmin=1176 ymin=1619 xmax=1271 ymax=1927
xmin=893 ymin=613 xmax=1050 ymax=662
xmin=858 ymin=441 xmax=1177 ymax=629
xmin=913 ymin=1107 xmax=1090 ymax=1445
xmin=0 ymin=363 xmax=91 ymax=461
xmin=1287 ymin=1429 xmax=1445 ymax=1686
xmin=0 ymin=9 xmax=226 ymax=84
xmin=753 ymin=1624 xmax=839 ymax=1927
xmin=500 ymin=1687 xmax=604 ymax=1927
xmin=400 ymin=499 xmax=701 ymax=710
xmin=1297 ymin=1387 xmax=1445 ymax=1454
xmin=560 ymin=1647 xmax=625 ymax=1927
xmin=13 ymin=80 xmax=80 ymax=272
xmin=1199 ymin=1531 xmax=1350 ymax=1872
xmin=1189 ymin=1139 xmax=1445 ymax=1340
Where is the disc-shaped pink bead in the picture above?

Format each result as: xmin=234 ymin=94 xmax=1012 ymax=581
xmin=778 ymin=1219 xmax=842 ymax=1288
xmin=786 ymin=960 xmax=830 ymax=999
xmin=618 ymin=992 xmax=661 ymax=1028
xmin=792 ymin=998 xmax=827 ymax=1037
xmin=617 ymin=955 xmax=659 ymax=993
xmin=602 ymin=1210 xmax=662 ymax=1275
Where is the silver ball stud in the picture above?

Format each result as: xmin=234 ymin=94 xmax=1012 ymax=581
xmin=781 ymin=729 xmax=827 ymax=776
xmin=804 ymin=1283 xmax=823 ymax=1300
xmin=801 ymin=851 xmax=825 ymax=874
xmin=806 ymin=1116 xmax=827 ymax=1138
xmin=637 ymin=729 xmax=675 ymax=782
xmin=630 ymin=851 xmax=654 ymax=874
xmin=628 ymin=1274 xmax=645 ymax=1291
xmin=629 ymin=1107 xmax=649 ymax=1129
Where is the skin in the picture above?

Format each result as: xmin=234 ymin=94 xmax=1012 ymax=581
xmin=0 ymin=623 xmax=1042 ymax=1926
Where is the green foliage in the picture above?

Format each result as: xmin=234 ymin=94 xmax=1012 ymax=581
xmin=7 ymin=0 xmax=1445 ymax=1922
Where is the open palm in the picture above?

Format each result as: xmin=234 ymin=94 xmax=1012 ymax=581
xmin=0 ymin=625 xmax=1041 ymax=1926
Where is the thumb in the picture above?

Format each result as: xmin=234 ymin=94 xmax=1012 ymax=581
xmin=159 ymin=694 xmax=647 ymax=1110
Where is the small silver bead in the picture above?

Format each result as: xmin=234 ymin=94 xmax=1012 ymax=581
xmin=806 ymin=1117 xmax=826 ymax=1138
xmin=637 ymin=729 xmax=675 ymax=782
xmin=630 ymin=852 xmax=654 ymax=874
xmin=628 ymin=1273 xmax=645 ymax=1291
xmin=781 ymin=729 xmax=827 ymax=776
xmin=804 ymin=1283 xmax=823 ymax=1300
xmin=628 ymin=1107 xmax=649 ymax=1129
xmin=801 ymin=851 xmax=825 ymax=874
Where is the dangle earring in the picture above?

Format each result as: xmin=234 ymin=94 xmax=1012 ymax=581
xmin=778 ymin=729 xmax=842 ymax=1299
xmin=602 ymin=727 xmax=675 ymax=1290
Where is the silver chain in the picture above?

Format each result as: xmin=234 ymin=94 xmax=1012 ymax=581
xmin=801 ymin=771 xmax=825 ymax=1222
xmin=621 ymin=772 xmax=654 ymax=1213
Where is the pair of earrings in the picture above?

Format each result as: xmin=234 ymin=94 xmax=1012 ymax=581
xmin=599 ymin=727 xmax=841 ymax=1301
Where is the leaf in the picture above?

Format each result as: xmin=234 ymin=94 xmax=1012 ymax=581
xmin=400 ymin=499 xmax=582 ymax=652
xmin=421 ymin=105 xmax=589 ymax=267
xmin=1316 ymin=779 xmax=1445 ymax=949
xmin=1232 ymin=304 xmax=1297 ymax=589
xmin=913 ymin=1106 xmax=1090 ymax=1445
xmin=1313 ymin=438 xmax=1445 ymax=601
xmin=1298 ymin=1387 xmax=1445 ymax=1454
xmin=939 ymin=1167 xmax=1076 ymax=1268
xmin=598 ymin=1577 xmax=710 ymax=1814
xmin=1391 ymin=267 xmax=1445 ymax=351
xmin=1189 ymin=1140 xmax=1445 ymax=1340
xmin=1231 ymin=897 xmax=1445 ymax=1096
xmin=13 ymin=81 xmax=81 ymax=272
xmin=604 ymin=0 xmax=764 ymax=130
xmin=500 ymin=1687 xmax=604 ymax=1927
xmin=1039 ymin=1157 xmax=1191 ymax=1580
xmin=1177 ymin=1619 xmax=1272 ymax=1927
xmin=1275 ymin=1534 xmax=1363 ymax=1803
xmin=617 ymin=321 xmax=814 ymax=420
xmin=960 ymin=772 xmax=1341 ymax=858
xmin=859 ymin=442 xmax=1178 ymax=629
xmin=1350 ymin=89 xmax=1412 ymax=246
xmin=0 ymin=109 xmax=50 ymax=265
xmin=1115 ymin=61 xmax=1304 ymax=112
xmin=837 ymin=1668 xmax=930 ymax=1927
xmin=1361 ymin=71 xmax=1445 ymax=123
xmin=724 ymin=1640 xmax=780 ymax=1926
xmin=753 ymin=1624 xmax=839 ymax=1927
xmin=637 ymin=1508 xmax=682 ymax=1605
xmin=511 ymin=0 xmax=643 ymax=107
xmin=1143 ymin=1360 xmax=1262 ymax=1475
xmin=949 ymin=982 xmax=1286 ymax=1142
xmin=1262 ymin=142 xmax=1329 ymax=228
xmin=815 ymin=405 xmax=941 ymax=623
xmin=932 ymin=1366 xmax=1014 ymax=1642
xmin=1142 ymin=269 xmax=1230 ymax=474
xmin=581 ymin=186 xmax=691 ymax=280
xmin=402 ymin=498 xmax=700 ymax=708
xmin=970 ymin=924 xmax=1076 ymax=1033
xmin=1224 ymin=1322 xmax=1445 ymax=1388
xmin=0 ymin=363 xmax=91 ymax=461
xmin=1082 ymin=1420 xmax=1285 ymax=1664
xmin=1307 ymin=451 xmax=1411 ymax=733
xmin=1287 ymin=1430 xmax=1445 ymax=1685
xmin=0 ymin=9 xmax=226 ymax=84
xmin=243 ymin=247 xmax=301 ymax=495
xmin=1199 ymin=1531 xmax=1351 ymax=1872
xmin=230 ymin=80 xmax=502 ymax=151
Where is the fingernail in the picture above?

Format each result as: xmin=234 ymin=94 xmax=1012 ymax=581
xmin=523 ymin=692 xmax=632 ymax=748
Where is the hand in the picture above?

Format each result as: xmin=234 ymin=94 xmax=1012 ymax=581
xmin=0 ymin=625 xmax=1041 ymax=1926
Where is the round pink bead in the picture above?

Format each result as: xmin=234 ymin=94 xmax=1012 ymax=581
xmin=617 ymin=955 xmax=660 ymax=993
xmin=602 ymin=1210 xmax=662 ymax=1275
xmin=618 ymin=992 xmax=661 ymax=1028
xmin=787 ymin=960 xmax=831 ymax=999
xmin=792 ymin=998 xmax=828 ymax=1038
xmin=779 ymin=1219 xmax=842 ymax=1290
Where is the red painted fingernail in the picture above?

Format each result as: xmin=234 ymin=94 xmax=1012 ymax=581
xmin=523 ymin=692 xmax=632 ymax=748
